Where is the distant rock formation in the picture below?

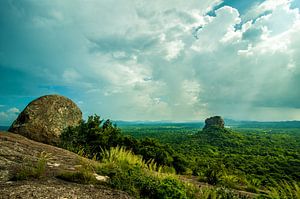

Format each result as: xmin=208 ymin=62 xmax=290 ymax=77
xmin=203 ymin=116 xmax=224 ymax=130
xmin=9 ymin=95 xmax=82 ymax=145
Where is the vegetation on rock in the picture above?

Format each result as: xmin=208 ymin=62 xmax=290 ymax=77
xmin=60 ymin=115 xmax=189 ymax=174
xmin=9 ymin=95 xmax=82 ymax=145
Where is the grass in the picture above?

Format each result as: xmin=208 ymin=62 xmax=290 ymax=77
xmin=55 ymin=144 xmax=270 ymax=198
xmin=10 ymin=151 xmax=51 ymax=181
xmin=56 ymin=153 xmax=102 ymax=185
xmin=56 ymin=170 xmax=98 ymax=184
xmin=56 ymin=146 xmax=258 ymax=198
xmin=101 ymin=146 xmax=145 ymax=167
xmin=95 ymin=146 xmax=196 ymax=198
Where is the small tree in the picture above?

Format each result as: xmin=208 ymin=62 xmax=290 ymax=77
xmin=60 ymin=115 xmax=121 ymax=159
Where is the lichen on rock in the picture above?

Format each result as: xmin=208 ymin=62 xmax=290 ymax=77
xmin=8 ymin=95 xmax=82 ymax=145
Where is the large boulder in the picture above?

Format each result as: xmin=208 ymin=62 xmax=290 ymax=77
xmin=9 ymin=95 xmax=82 ymax=145
xmin=203 ymin=116 xmax=224 ymax=130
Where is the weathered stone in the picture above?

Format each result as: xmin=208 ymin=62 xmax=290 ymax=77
xmin=8 ymin=95 xmax=82 ymax=145
xmin=0 ymin=132 xmax=133 ymax=199
xmin=203 ymin=116 xmax=224 ymax=129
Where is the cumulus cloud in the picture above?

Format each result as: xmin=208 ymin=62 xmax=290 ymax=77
xmin=0 ymin=107 xmax=20 ymax=125
xmin=1 ymin=0 xmax=300 ymax=123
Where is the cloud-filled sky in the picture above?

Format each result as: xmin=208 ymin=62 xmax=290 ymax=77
xmin=1 ymin=0 xmax=300 ymax=125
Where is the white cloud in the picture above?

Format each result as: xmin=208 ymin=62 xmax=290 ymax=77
xmin=63 ymin=69 xmax=81 ymax=82
xmin=242 ymin=0 xmax=292 ymax=21
xmin=192 ymin=6 xmax=241 ymax=52
xmin=164 ymin=40 xmax=185 ymax=61
xmin=7 ymin=107 xmax=20 ymax=114
xmin=0 ymin=107 xmax=20 ymax=125
xmin=1 ymin=0 xmax=300 ymax=122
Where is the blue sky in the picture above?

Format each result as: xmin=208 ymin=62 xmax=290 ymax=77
xmin=1 ymin=0 xmax=300 ymax=125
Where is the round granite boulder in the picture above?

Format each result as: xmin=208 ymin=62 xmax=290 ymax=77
xmin=203 ymin=116 xmax=224 ymax=129
xmin=9 ymin=95 xmax=82 ymax=145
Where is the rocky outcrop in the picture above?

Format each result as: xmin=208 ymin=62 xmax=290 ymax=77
xmin=8 ymin=95 xmax=82 ymax=145
xmin=203 ymin=116 xmax=224 ymax=129
xmin=0 ymin=132 xmax=132 ymax=199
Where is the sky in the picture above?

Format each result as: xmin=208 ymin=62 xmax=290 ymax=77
xmin=1 ymin=0 xmax=300 ymax=125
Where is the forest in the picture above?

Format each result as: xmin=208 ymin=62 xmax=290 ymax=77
xmin=59 ymin=115 xmax=300 ymax=198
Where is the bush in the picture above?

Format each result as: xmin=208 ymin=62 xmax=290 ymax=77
xmin=60 ymin=115 xmax=190 ymax=174
xmin=96 ymin=147 xmax=197 ymax=198
xmin=219 ymin=173 xmax=239 ymax=188
xmin=156 ymin=177 xmax=188 ymax=199
xmin=101 ymin=146 xmax=145 ymax=167
xmin=60 ymin=115 xmax=121 ymax=158
xmin=204 ymin=166 xmax=222 ymax=185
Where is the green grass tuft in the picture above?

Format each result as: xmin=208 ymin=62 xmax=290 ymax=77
xmin=10 ymin=151 xmax=50 ymax=181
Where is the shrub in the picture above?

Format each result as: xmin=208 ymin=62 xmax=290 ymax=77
xmin=204 ymin=166 xmax=222 ymax=185
xmin=60 ymin=115 xmax=121 ymax=158
xmin=101 ymin=146 xmax=145 ymax=167
xmin=219 ymin=173 xmax=239 ymax=188
xmin=60 ymin=115 xmax=190 ymax=174
xmin=97 ymin=147 xmax=198 ymax=198
xmin=156 ymin=177 xmax=188 ymax=199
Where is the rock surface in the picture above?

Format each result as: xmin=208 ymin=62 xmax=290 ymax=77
xmin=203 ymin=116 xmax=225 ymax=129
xmin=0 ymin=132 xmax=132 ymax=199
xmin=8 ymin=95 xmax=82 ymax=145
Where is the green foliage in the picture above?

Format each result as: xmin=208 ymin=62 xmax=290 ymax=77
xmin=121 ymin=124 xmax=300 ymax=195
xmin=97 ymin=146 xmax=196 ymax=198
xmin=122 ymin=125 xmax=300 ymax=189
xmin=202 ymin=164 xmax=223 ymax=185
xmin=137 ymin=138 xmax=174 ymax=166
xmin=265 ymin=181 xmax=300 ymax=199
xmin=10 ymin=166 xmax=37 ymax=181
xmin=57 ymin=171 xmax=98 ymax=184
xmin=61 ymin=116 xmax=300 ymax=197
xmin=245 ymin=185 xmax=258 ymax=194
xmin=60 ymin=115 xmax=121 ymax=158
xmin=60 ymin=115 xmax=190 ymax=174
xmin=156 ymin=177 xmax=188 ymax=199
xmin=101 ymin=146 xmax=145 ymax=168
xmin=199 ymin=187 xmax=250 ymax=199
xmin=56 ymin=154 xmax=102 ymax=185
xmin=219 ymin=173 xmax=239 ymax=189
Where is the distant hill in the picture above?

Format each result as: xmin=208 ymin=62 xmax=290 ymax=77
xmin=115 ymin=120 xmax=300 ymax=129
xmin=114 ymin=120 xmax=204 ymax=128
xmin=225 ymin=119 xmax=300 ymax=128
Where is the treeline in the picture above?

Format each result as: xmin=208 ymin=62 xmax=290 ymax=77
xmin=60 ymin=115 xmax=300 ymax=198
xmin=60 ymin=115 xmax=189 ymax=174
xmin=121 ymin=123 xmax=300 ymax=194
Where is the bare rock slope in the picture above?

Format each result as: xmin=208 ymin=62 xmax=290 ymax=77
xmin=8 ymin=95 xmax=82 ymax=145
xmin=0 ymin=132 xmax=132 ymax=199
